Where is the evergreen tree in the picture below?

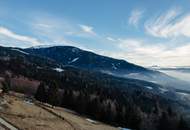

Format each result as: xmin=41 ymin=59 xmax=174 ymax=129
xmin=2 ymin=75 xmax=11 ymax=93
xmin=178 ymin=116 xmax=190 ymax=130
xmin=167 ymin=106 xmax=173 ymax=117
xmin=35 ymin=82 xmax=47 ymax=102
xmin=157 ymin=112 xmax=174 ymax=130
xmin=47 ymin=81 xmax=59 ymax=107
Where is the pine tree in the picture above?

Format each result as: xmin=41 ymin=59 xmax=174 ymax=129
xmin=2 ymin=75 xmax=11 ymax=93
xmin=35 ymin=82 xmax=47 ymax=102
xmin=178 ymin=116 xmax=189 ymax=130
xmin=157 ymin=112 xmax=174 ymax=130
xmin=47 ymin=81 xmax=59 ymax=107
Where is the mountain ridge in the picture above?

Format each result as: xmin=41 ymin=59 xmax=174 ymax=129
xmin=22 ymin=45 xmax=190 ymax=90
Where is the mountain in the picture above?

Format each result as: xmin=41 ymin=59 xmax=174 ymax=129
xmin=25 ymin=46 xmax=147 ymax=72
xmin=24 ymin=46 xmax=190 ymax=90
xmin=0 ymin=45 xmax=190 ymax=130
xmin=0 ymin=46 xmax=171 ymax=96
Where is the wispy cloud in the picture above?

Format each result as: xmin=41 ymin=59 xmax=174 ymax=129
xmin=106 ymin=37 xmax=117 ymax=42
xmin=116 ymin=38 xmax=165 ymax=58
xmin=0 ymin=26 xmax=41 ymax=47
xmin=79 ymin=24 xmax=96 ymax=35
xmin=145 ymin=7 xmax=190 ymax=38
xmin=32 ymin=14 xmax=98 ymax=38
xmin=100 ymin=38 xmax=190 ymax=66
xmin=128 ymin=9 xmax=144 ymax=27
xmin=28 ymin=15 xmax=98 ymax=49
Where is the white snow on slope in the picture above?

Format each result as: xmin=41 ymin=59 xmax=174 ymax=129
xmin=145 ymin=86 xmax=153 ymax=90
xmin=86 ymin=118 xmax=97 ymax=124
xmin=177 ymin=92 xmax=189 ymax=97
xmin=69 ymin=57 xmax=79 ymax=64
xmin=11 ymin=49 xmax=29 ymax=55
xmin=53 ymin=68 xmax=64 ymax=72
xmin=159 ymin=87 xmax=168 ymax=93
xmin=111 ymin=63 xmax=117 ymax=70
xmin=127 ymin=73 xmax=140 ymax=76
xmin=118 ymin=127 xmax=131 ymax=130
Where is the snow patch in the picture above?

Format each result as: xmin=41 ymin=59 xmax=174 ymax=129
xmin=159 ymin=87 xmax=168 ymax=93
xmin=101 ymin=70 xmax=114 ymax=75
xmin=149 ymin=80 xmax=158 ymax=83
xmin=118 ymin=127 xmax=131 ymax=130
xmin=53 ymin=68 xmax=64 ymax=72
xmin=127 ymin=73 xmax=140 ymax=76
xmin=125 ymin=73 xmax=146 ymax=79
xmin=11 ymin=49 xmax=29 ymax=55
xmin=177 ymin=92 xmax=189 ymax=96
xmin=145 ymin=86 xmax=153 ymax=90
xmin=111 ymin=63 xmax=117 ymax=70
xmin=69 ymin=57 xmax=79 ymax=64
xmin=24 ymin=100 xmax=33 ymax=105
xmin=86 ymin=118 xmax=97 ymax=124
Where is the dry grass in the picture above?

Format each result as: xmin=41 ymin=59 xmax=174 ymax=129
xmin=0 ymin=93 xmax=119 ymax=130
xmin=0 ymin=94 xmax=74 ymax=130
xmin=43 ymin=106 xmax=119 ymax=130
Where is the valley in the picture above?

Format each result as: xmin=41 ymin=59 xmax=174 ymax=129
xmin=0 ymin=46 xmax=189 ymax=130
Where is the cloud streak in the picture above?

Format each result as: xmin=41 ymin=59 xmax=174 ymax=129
xmin=106 ymin=37 xmax=117 ymax=42
xmin=145 ymin=7 xmax=190 ymax=38
xmin=79 ymin=24 xmax=96 ymax=35
xmin=100 ymin=38 xmax=190 ymax=66
xmin=0 ymin=26 xmax=42 ymax=47
xmin=129 ymin=9 xmax=144 ymax=27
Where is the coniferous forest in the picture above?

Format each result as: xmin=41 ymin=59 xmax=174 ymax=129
xmin=0 ymin=46 xmax=190 ymax=130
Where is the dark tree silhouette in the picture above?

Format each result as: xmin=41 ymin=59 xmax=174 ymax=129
xmin=47 ymin=81 xmax=59 ymax=107
xmin=35 ymin=82 xmax=47 ymax=102
xmin=2 ymin=75 xmax=11 ymax=93
xmin=178 ymin=116 xmax=190 ymax=130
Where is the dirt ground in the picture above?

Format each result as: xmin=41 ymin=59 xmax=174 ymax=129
xmin=0 ymin=93 xmax=119 ymax=130
xmin=42 ymin=104 xmax=119 ymax=130
xmin=0 ymin=93 xmax=74 ymax=130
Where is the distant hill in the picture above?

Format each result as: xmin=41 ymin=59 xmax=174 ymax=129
xmin=24 ymin=46 xmax=190 ymax=90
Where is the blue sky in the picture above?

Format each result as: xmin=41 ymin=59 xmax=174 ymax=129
xmin=0 ymin=0 xmax=190 ymax=66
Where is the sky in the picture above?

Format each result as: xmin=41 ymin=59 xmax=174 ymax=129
xmin=0 ymin=0 xmax=190 ymax=67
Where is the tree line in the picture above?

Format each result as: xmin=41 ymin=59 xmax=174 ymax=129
xmin=35 ymin=80 xmax=190 ymax=130
xmin=0 ymin=56 xmax=189 ymax=130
